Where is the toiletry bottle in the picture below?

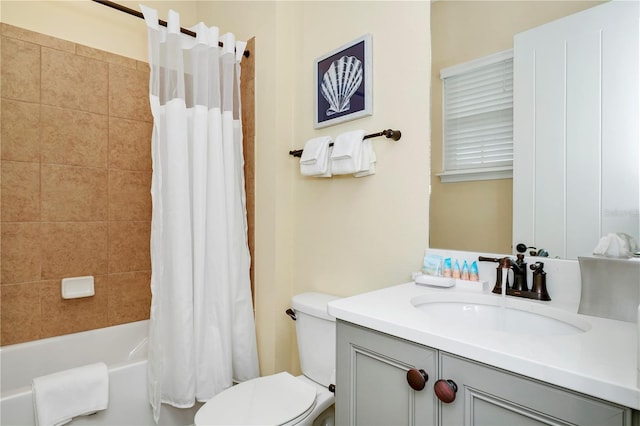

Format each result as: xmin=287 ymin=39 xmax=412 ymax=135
xmin=452 ymin=260 xmax=461 ymax=279
xmin=470 ymin=261 xmax=479 ymax=281
xmin=461 ymin=260 xmax=470 ymax=280
xmin=443 ymin=258 xmax=452 ymax=277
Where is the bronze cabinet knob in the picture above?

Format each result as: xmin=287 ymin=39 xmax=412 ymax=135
xmin=434 ymin=379 xmax=458 ymax=403
xmin=406 ymin=368 xmax=429 ymax=391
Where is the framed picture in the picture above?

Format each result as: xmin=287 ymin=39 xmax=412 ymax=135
xmin=314 ymin=34 xmax=372 ymax=129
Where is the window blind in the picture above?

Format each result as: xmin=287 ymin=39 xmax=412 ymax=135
xmin=441 ymin=52 xmax=513 ymax=180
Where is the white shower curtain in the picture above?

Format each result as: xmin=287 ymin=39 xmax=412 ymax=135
xmin=141 ymin=6 xmax=259 ymax=423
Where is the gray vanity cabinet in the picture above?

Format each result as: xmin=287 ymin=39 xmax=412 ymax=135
xmin=335 ymin=320 xmax=438 ymax=426
xmin=439 ymin=353 xmax=632 ymax=426
xmin=336 ymin=320 xmax=633 ymax=426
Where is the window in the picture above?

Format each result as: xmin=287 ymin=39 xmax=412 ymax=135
xmin=439 ymin=49 xmax=513 ymax=183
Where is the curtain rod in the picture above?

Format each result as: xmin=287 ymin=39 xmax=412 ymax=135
xmin=288 ymin=129 xmax=402 ymax=157
xmin=91 ymin=0 xmax=250 ymax=58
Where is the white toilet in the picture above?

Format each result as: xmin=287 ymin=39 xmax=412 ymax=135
xmin=194 ymin=292 xmax=340 ymax=426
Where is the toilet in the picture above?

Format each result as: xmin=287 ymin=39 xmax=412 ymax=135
xmin=194 ymin=292 xmax=340 ymax=426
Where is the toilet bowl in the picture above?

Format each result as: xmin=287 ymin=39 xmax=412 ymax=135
xmin=194 ymin=293 xmax=340 ymax=426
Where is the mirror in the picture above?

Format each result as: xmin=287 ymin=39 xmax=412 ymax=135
xmin=429 ymin=0 xmax=637 ymax=259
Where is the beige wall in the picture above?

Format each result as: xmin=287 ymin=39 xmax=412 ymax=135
xmin=429 ymin=0 xmax=605 ymax=255
xmin=202 ymin=1 xmax=431 ymax=375
xmin=0 ymin=1 xmax=195 ymax=61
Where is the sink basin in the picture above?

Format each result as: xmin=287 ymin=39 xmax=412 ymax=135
xmin=411 ymin=293 xmax=591 ymax=335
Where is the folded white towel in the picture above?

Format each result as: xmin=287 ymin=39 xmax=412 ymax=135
xmin=314 ymin=147 xmax=333 ymax=178
xmin=300 ymin=136 xmax=333 ymax=176
xmin=354 ymin=139 xmax=376 ymax=177
xmin=33 ymin=362 xmax=109 ymax=426
xmin=331 ymin=129 xmax=365 ymax=175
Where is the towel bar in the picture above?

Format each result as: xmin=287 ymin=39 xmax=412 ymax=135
xmin=288 ymin=129 xmax=401 ymax=157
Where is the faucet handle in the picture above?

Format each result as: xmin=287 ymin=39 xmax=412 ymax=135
xmin=478 ymin=256 xmax=511 ymax=268
xmin=530 ymin=261 xmax=545 ymax=272
xmin=529 ymin=262 xmax=551 ymax=301
xmin=479 ymin=256 xmax=500 ymax=263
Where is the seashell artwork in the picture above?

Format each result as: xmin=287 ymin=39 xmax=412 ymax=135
xmin=320 ymin=55 xmax=363 ymax=116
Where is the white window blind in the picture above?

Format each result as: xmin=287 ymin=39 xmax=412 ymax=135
xmin=439 ymin=50 xmax=513 ymax=183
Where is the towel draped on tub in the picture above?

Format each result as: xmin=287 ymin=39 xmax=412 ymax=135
xmin=32 ymin=362 xmax=109 ymax=426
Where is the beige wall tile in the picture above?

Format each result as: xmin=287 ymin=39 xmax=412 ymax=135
xmin=108 ymin=221 xmax=150 ymax=273
xmin=76 ymin=44 xmax=137 ymax=69
xmin=41 ymin=106 xmax=108 ymax=168
xmin=1 ymin=222 xmax=41 ymax=284
xmin=1 ymin=161 xmax=40 ymax=222
xmin=1 ymin=99 xmax=40 ymax=162
xmin=41 ymin=47 xmax=108 ymax=115
xmin=1 ymin=282 xmax=42 ymax=345
xmin=41 ymin=164 xmax=108 ymax=222
xmin=109 ymin=169 xmax=151 ymax=221
xmin=108 ymin=271 xmax=151 ymax=325
xmin=109 ymin=117 xmax=152 ymax=171
xmin=109 ymin=64 xmax=152 ymax=122
xmin=137 ymin=61 xmax=150 ymax=72
xmin=40 ymin=276 xmax=108 ymax=338
xmin=1 ymin=36 xmax=40 ymax=103
xmin=1 ymin=23 xmax=75 ymax=53
xmin=41 ymin=222 xmax=108 ymax=279
xmin=0 ymin=26 xmax=161 ymax=344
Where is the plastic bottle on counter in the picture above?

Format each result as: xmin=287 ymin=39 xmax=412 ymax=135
xmin=470 ymin=261 xmax=479 ymax=281
xmin=461 ymin=260 xmax=470 ymax=280
xmin=452 ymin=260 xmax=461 ymax=279
xmin=443 ymin=258 xmax=452 ymax=277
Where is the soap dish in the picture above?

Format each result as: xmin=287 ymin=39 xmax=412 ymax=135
xmin=414 ymin=274 xmax=455 ymax=288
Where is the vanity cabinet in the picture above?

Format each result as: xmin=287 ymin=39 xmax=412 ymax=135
xmin=439 ymin=353 xmax=631 ymax=426
xmin=336 ymin=320 xmax=633 ymax=426
xmin=335 ymin=320 xmax=438 ymax=425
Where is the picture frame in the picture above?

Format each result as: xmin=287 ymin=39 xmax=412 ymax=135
xmin=314 ymin=34 xmax=372 ymax=129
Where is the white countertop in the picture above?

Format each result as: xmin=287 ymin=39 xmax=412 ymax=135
xmin=328 ymin=282 xmax=640 ymax=410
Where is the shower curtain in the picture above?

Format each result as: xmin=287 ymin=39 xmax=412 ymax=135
xmin=141 ymin=6 xmax=259 ymax=422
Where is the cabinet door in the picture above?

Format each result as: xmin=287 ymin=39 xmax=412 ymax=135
xmin=336 ymin=321 xmax=437 ymax=426
xmin=439 ymin=353 xmax=631 ymax=426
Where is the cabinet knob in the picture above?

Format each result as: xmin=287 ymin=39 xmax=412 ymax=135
xmin=434 ymin=379 xmax=458 ymax=403
xmin=406 ymin=368 xmax=429 ymax=391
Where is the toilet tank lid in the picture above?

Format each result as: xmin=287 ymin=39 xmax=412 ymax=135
xmin=291 ymin=293 xmax=341 ymax=321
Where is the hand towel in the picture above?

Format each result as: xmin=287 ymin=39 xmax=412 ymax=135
xmin=300 ymin=136 xmax=333 ymax=176
xmin=593 ymin=232 xmax=638 ymax=258
xmin=33 ymin=362 xmax=109 ymax=426
xmin=330 ymin=129 xmax=365 ymax=175
xmin=354 ymin=139 xmax=376 ymax=177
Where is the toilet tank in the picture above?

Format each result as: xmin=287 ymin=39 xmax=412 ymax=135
xmin=291 ymin=292 xmax=340 ymax=388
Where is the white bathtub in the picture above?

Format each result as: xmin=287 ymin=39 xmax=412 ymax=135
xmin=0 ymin=320 xmax=201 ymax=425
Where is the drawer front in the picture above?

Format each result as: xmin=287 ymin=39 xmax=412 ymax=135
xmin=439 ymin=352 xmax=631 ymax=426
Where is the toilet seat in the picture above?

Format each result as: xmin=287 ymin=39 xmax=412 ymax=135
xmin=194 ymin=372 xmax=317 ymax=426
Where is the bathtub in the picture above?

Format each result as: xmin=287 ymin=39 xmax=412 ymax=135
xmin=0 ymin=320 xmax=201 ymax=425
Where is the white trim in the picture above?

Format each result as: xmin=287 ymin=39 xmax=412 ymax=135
xmin=437 ymin=166 xmax=513 ymax=183
xmin=440 ymin=49 xmax=513 ymax=80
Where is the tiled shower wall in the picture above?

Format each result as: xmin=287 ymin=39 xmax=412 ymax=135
xmin=0 ymin=24 xmax=152 ymax=345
